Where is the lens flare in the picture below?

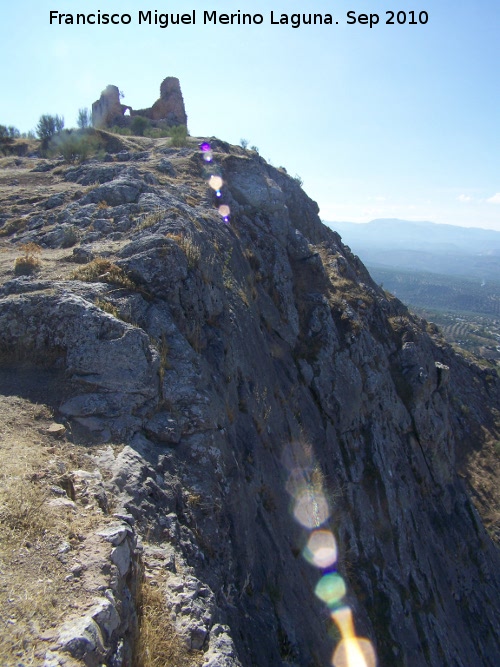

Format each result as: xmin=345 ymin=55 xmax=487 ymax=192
xmin=315 ymin=573 xmax=346 ymax=608
xmin=332 ymin=638 xmax=377 ymax=667
xmin=331 ymin=607 xmax=377 ymax=667
xmin=284 ymin=440 xmax=378 ymax=667
xmin=199 ymin=141 xmax=229 ymax=224
xmin=303 ymin=530 xmax=338 ymax=569
xmin=285 ymin=467 xmax=312 ymax=498
xmin=282 ymin=441 xmax=314 ymax=473
xmin=209 ymin=175 xmax=223 ymax=191
xmin=293 ymin=488 xmax=330 ymax=528
xmin=331 ymin=606 xmax=355 ymax=639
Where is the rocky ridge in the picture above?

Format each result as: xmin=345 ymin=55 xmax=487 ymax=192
xmin=0 ymin=134 xmax=499 ymax=667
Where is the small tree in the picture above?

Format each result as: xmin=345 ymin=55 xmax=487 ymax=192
xmin=240 ymin=138 xmax=249 ymax=149
xmin=36 ymin=114 xmax=64 ymax=142
xmin=77 ymin=108 xmax=92 ymax=129
xmin=0 ymin=125 xmax=20 ymax=139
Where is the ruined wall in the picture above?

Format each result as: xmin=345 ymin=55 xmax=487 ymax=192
xmin=91 ymin=77 xmax=187 ymax=129
xmin=91 ymin=85 xmax=131 ymax=129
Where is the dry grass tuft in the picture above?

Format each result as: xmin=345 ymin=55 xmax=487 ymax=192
xmin=71 ymin=257 xmax=136 ymax=289
xmin=166 ymin=233 xmax=201 ymax=270
xmin=94 ymin=297 xmax=120 ymax=318
xmin=13 ymin=242 xmax=42 ymax=276
xmin=0 ymin=479 xmax=52 ymax=535
xmin=154 ymin=333 xmax=171 ymax=386
xmin=135 ymin=578 xmax=202 ymax=667
xmin=138 ymin=208 xmax=165 ymax=230
xmin=0 ymin=395 xmax=108 ymax=665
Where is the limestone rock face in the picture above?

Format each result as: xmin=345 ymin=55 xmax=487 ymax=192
xmin=0 ymin=287 xmax=160 ymax=439
xmin=1 ymin=139 xmax=500 ymax=667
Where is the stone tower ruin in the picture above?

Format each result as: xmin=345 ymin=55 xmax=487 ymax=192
xmin=91 ymin=77 xmax=187 ymax=129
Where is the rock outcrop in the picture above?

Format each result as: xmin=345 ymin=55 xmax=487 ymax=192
xmin=0 ymin=135 xmax=499 ymax=667
xmin=44 ymin=515 xmax=140 ymax=667
xmin=92 ymin=77 xmax=187 ymax=128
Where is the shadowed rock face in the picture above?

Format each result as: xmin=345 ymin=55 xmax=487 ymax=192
xmin=91 ymin=77 xmax=187 ymax=128
xmin=0 ymin=139 xmax=499 ymax=667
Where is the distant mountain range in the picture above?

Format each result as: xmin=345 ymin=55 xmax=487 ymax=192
xmin=327 ymin=219 xmax=500 ymax=281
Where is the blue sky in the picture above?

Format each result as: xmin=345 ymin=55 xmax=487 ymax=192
xmin=1 ymin=1 xmax=499 ymax=230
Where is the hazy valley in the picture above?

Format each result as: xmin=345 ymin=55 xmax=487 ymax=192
xmin=330 ymin=219 xmax=500 ymax=364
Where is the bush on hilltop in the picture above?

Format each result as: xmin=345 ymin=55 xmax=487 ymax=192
xmin=0 ymin=125 xmax=21 ymax=154
xmin=36 ymin=114 xmax=65 ymax=143
xmin=48 ymin=128 xmax=104 ymax=163
xmin=130 ymin=115 xmax=150 ymax=137
xmin=170 ymin=125 xmax=188 ymax=147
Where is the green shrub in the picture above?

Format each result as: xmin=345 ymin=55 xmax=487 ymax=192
xmin=49 ymin=129 xmax=102 ymax=163
xmin=170 ymin=125 xmax=188 ymax=147
xmin=0 ymin=125 xmax=20 ymax=154
xmin=130 ymin=115 xmax=150 ymax=137
xmin=60 ymin=225 xmax=79 ymax=247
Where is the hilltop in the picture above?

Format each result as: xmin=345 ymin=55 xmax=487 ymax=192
xmin=0 ymin=133 xmax=499 ymax=667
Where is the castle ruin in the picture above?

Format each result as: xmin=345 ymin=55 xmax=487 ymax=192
xmin=91 ymin=77 xmax=187 ymax=129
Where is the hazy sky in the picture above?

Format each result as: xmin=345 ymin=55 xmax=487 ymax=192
xmin=1 ymin=1 xmax=499 ymax=230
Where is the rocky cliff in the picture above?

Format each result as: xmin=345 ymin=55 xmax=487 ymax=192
xmin=0 ymin=135 xmax=499 ymax=667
